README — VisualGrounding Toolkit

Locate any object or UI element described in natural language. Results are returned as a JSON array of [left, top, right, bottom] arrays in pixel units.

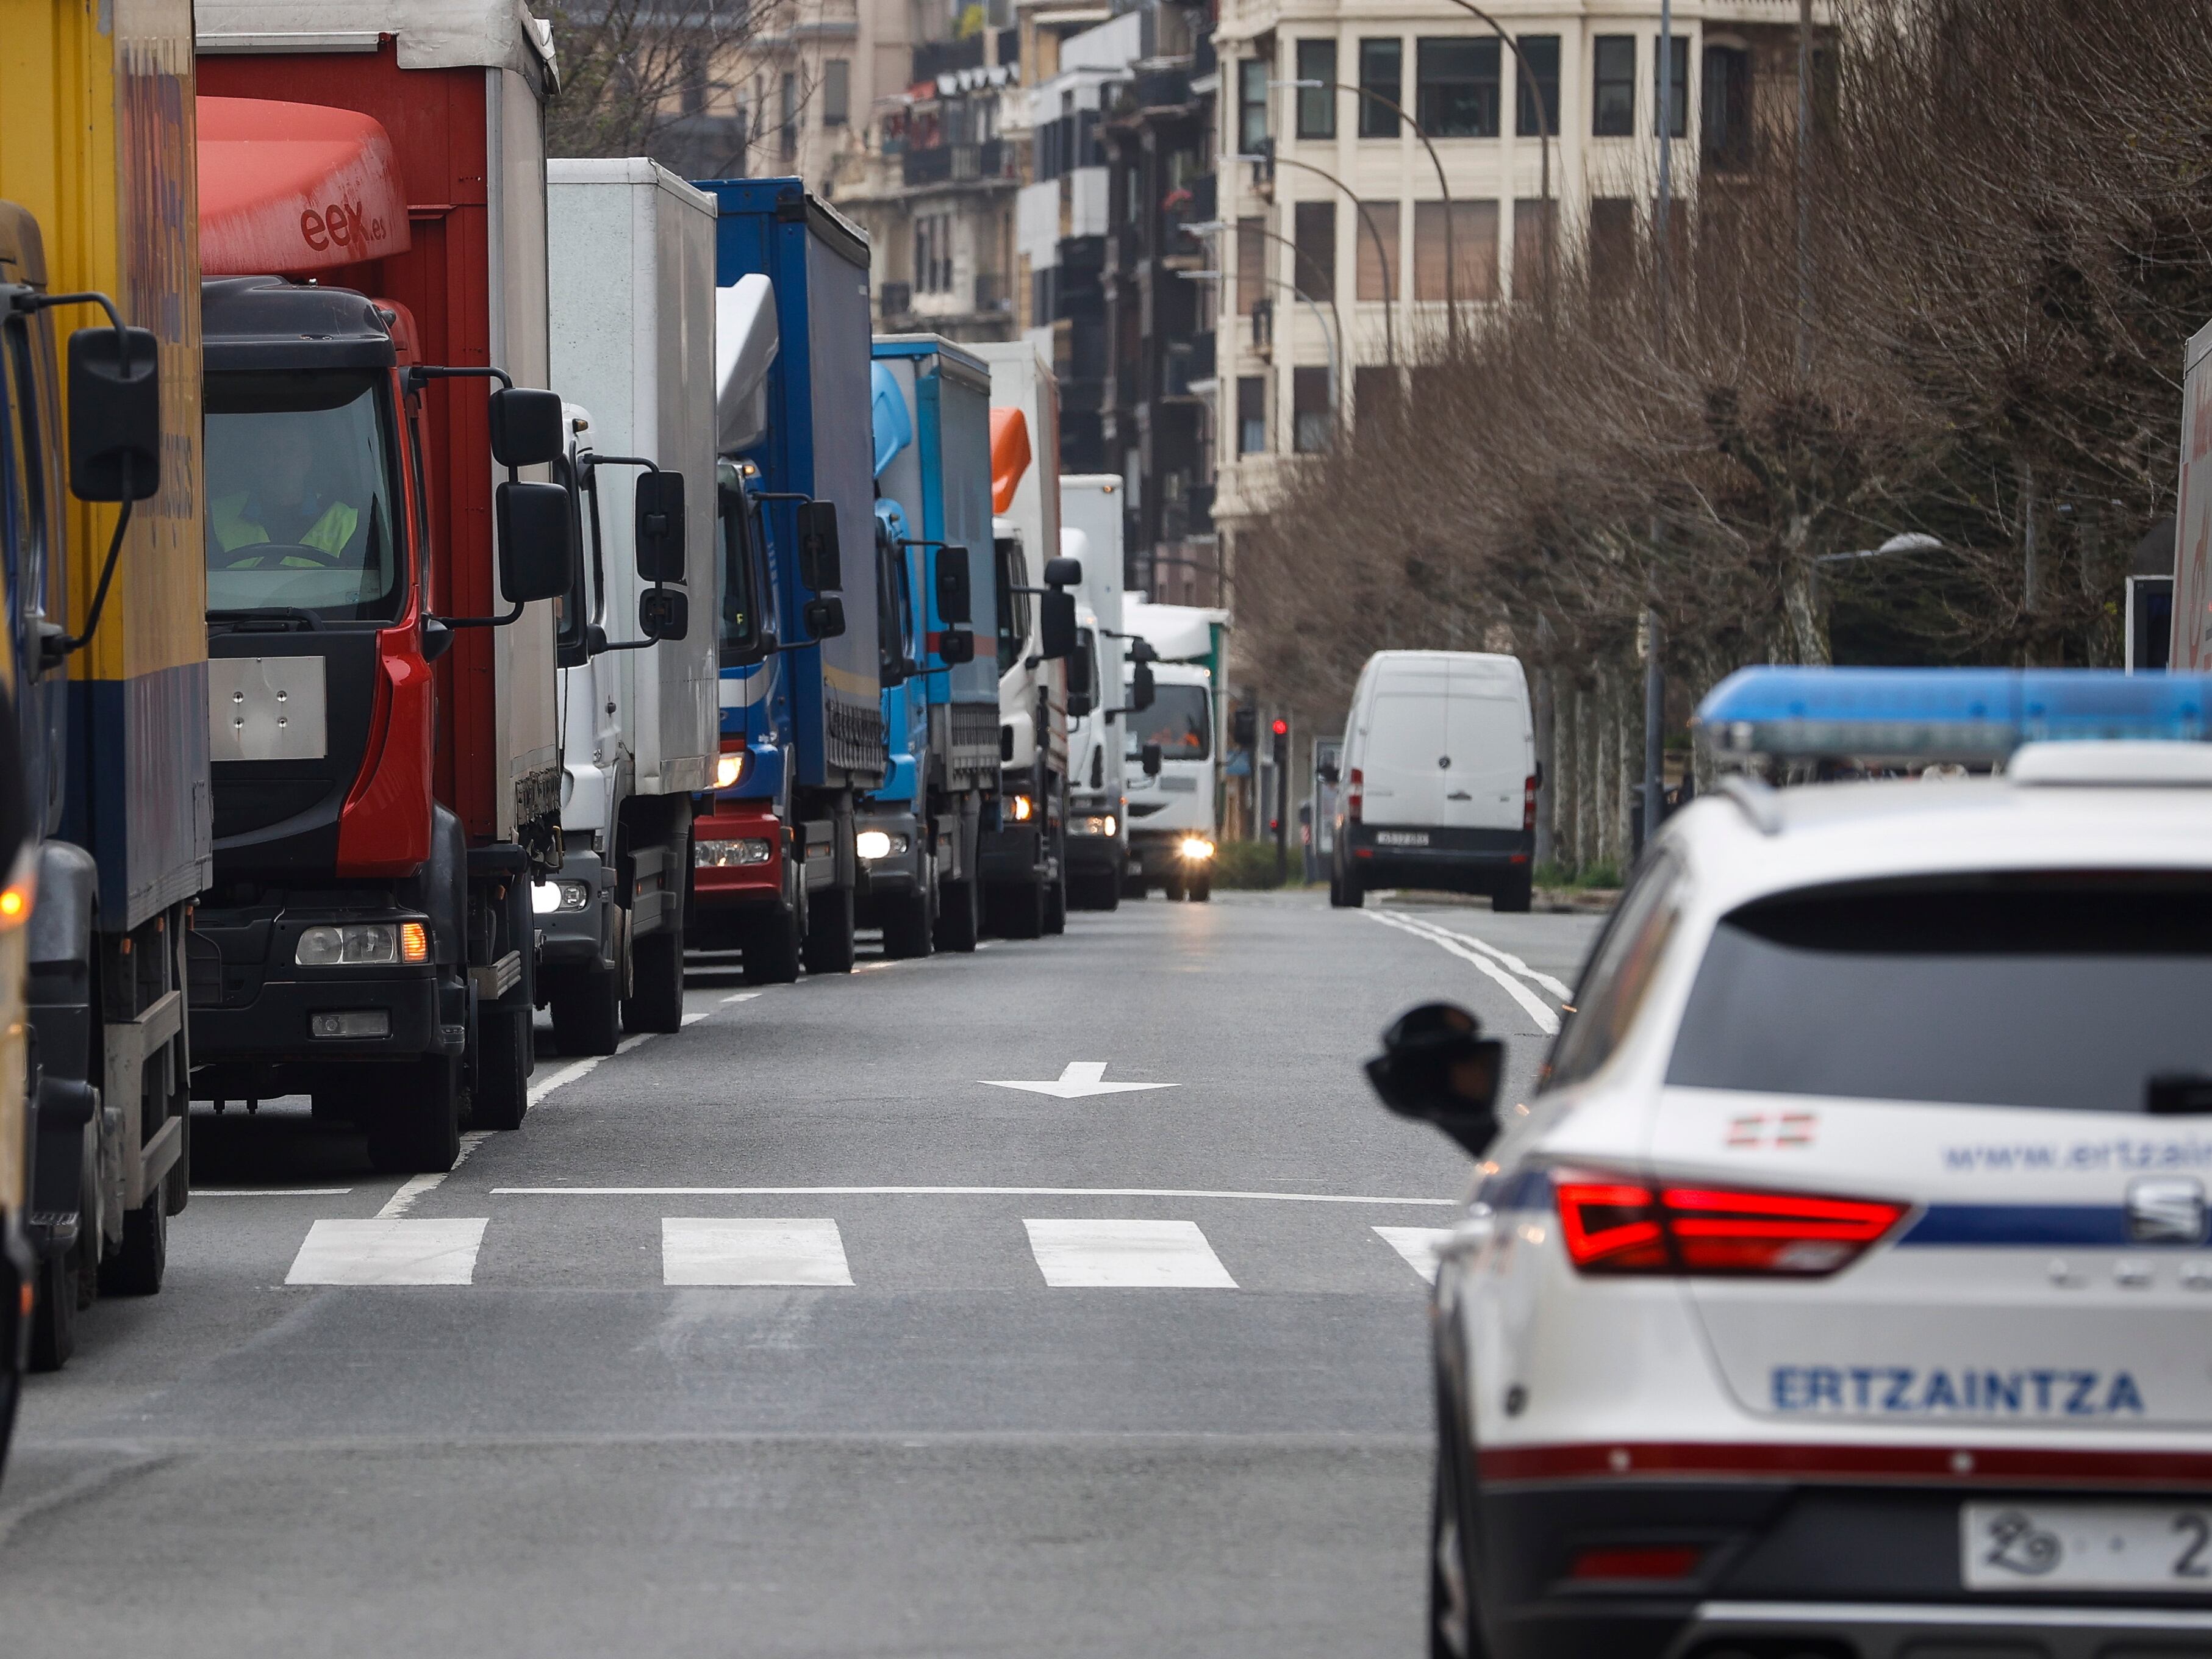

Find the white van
[[1327, 650, 1536, 911]]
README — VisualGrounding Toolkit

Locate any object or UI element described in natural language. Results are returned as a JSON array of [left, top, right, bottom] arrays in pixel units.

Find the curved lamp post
[[1181, 265, 1343, 446], [1218, 152, 1395, 367]]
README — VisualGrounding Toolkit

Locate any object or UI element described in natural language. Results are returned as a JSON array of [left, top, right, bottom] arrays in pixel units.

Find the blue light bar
[[1692, 668, 2212, 765]]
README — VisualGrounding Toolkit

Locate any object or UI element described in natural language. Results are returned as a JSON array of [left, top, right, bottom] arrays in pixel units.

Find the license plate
[[1963, 1502, 2212, 1591], [1374, 831, 1429, 847]]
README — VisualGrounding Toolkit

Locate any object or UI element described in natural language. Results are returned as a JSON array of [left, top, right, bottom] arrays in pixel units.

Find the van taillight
[[1552, 1170, 1908, 1277], [1347, 767, 1362, 823], [1523, 773, 1537, 833]]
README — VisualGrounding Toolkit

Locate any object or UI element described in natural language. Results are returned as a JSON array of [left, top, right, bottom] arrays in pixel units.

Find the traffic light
[[1270, 717, 1288, 739], [1231, 707, 1256, 749]]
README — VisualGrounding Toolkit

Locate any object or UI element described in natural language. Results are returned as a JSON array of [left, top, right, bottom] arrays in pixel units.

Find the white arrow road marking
[[981, 1061, 1177, 1099]]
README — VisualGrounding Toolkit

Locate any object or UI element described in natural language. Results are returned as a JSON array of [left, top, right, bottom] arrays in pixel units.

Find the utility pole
[[1271, 717, 1290, 885], [1644, 0, 1674, 849]]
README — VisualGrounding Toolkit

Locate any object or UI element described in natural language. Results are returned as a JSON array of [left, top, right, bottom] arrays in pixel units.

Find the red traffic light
[[1270, 718, 1288, 737]]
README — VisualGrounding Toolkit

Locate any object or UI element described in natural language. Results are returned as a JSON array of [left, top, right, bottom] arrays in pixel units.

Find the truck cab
[[1124, 661, 1218, 901], [1058, 476, 1131, 911]]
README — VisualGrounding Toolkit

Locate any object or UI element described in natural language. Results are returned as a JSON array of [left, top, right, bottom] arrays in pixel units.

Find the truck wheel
[[935, 879, 979, 953], [470, 1006, 533, 1132], [1094, 873, 1122, 912], [743, 903, 804, 984], [1492, 873, 1533, 914], [27, 1230, 81, 1372], [98, 1192, 166, 1297], [626, 924, 687, 1034], [802, 883, 857, 974], [551, 964, 622, 1056], [882, 889, 934, 959], [369, 1055, 463, 1173], [1162, 873, 1185, 903], [1043, 875, 1067, 935]]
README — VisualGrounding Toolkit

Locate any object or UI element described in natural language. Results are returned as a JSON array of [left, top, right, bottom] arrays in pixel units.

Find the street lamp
[[1220, 153, 1396, 366]]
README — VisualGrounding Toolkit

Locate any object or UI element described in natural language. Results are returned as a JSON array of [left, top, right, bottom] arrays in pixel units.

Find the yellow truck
[[0, 0, 209, 1383]]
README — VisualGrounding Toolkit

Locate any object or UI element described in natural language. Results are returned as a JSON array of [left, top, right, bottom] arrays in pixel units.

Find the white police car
[[1370, 668, 2212, 1659]]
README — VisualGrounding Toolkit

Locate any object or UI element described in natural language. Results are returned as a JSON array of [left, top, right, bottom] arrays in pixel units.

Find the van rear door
[[1441, 659, 1528, 832], [1360, 663, 1451, 827]]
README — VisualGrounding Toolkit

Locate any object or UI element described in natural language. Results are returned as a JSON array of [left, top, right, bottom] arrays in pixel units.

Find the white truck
[[540, 160, 720, 1049], [1120, 597, 1229, 902], [1059, 475, 1129, 910]]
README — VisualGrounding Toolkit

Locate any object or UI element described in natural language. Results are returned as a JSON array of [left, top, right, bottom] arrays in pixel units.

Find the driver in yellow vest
[[209, 421, 360, 565]]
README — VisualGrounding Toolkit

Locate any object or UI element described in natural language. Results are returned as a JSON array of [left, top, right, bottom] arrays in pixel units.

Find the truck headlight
[[1078, 814, 1117, 837], [696, 838, 774, 867], [1179, 837, 1215, 861], [296, 923, 400, 966], [1010, 793, 1035, 822], [531, 880, 592, 914], [855, 830, 892, 860], [714, 748, 751, 790]]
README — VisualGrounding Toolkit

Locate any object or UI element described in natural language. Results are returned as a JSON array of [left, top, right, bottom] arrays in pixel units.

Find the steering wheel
[[213, 542, 344, 571]]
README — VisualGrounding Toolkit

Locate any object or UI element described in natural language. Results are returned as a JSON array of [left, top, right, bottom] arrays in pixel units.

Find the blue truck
[[862, 337, 1001, 955], [687, 181, 882, 978]]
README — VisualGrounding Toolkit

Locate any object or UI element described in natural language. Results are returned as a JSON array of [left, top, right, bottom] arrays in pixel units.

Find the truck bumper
[[534, 847, 612, 969], [1130, 830, 1212, 883], [979, 822, 1044, 884], [690, 803, 789, 948]]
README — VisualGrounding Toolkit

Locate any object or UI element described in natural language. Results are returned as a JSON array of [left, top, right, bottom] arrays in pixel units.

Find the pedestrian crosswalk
[[274, 1213, 1457, 1291]]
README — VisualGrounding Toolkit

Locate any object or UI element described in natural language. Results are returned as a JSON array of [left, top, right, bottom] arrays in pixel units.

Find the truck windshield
[[204, 370, 404, 622], [1128, 684, 1211, 761], [718, 469, 764, 663]]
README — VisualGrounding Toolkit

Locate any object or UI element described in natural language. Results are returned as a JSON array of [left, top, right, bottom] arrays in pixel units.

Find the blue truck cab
[[687, 181, 882, 979]]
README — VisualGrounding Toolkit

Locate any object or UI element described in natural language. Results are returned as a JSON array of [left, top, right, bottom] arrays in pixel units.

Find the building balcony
[[902, 140, 1014, 188], [912, 37, 984, 84]]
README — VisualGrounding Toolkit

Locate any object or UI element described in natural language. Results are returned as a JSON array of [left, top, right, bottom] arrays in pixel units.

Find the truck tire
[[992, 880, 1044, 940], [935, 879, 979, 953], [1094, 872, 1122, 912], [551, 964, 622, 1056], [369, 1055, 463, 1173], [27, 1217, 84, 1372], [98, 1191, 166, 1297], [470, 1006, 532, 1132], [802, 883, 857, 974], [744, 903, 804, 984], [626, 925, 687, 1033], [1492, 872, 1533, 914], [881, 888, 934, 959]]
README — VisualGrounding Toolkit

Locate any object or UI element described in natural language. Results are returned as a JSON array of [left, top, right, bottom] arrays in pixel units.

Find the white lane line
[[376, 1131, 490, 1219], [721, 991, 764, 1004], [662, 1217, 853, 1286], [1375, 1225, 1455, 1285], [1383, 911, 1572, 999], [524, 1031, 659, 1112], [492, 1184, 1456, 1206], [285, 1217, 489, 1286], [1364, 909, 1560, 1035], [682, 1011, 712, 1025], [193, 1188, 354, 1197], [1024, 1218, 1237, 1288]]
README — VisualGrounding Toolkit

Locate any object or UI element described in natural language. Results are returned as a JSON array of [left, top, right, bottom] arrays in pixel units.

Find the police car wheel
[[1428, 1405, 1485, 1659]]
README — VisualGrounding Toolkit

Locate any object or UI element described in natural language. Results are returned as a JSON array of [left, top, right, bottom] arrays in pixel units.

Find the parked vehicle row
[[0, 0, 1154, 1475]]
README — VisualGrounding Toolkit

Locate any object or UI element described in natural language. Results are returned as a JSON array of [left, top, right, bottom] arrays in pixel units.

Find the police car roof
[[201, 275, 396, 373]]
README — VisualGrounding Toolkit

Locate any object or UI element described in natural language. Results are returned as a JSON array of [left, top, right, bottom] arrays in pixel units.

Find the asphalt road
[[0, 887, 1600, 1657]]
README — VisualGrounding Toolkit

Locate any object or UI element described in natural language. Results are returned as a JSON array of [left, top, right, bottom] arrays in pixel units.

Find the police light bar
[[1692, 668, 2212, 766]]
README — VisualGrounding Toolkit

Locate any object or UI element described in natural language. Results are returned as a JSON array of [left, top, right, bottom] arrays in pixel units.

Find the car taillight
[[1552, 1170, 1908, 1277], [1523, 773, 1537, 833], [1347, 767, 1362, 823]]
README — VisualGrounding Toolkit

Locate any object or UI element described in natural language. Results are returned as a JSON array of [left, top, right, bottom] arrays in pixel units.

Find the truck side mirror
[[634, 470, 686, 582], [1128, 638, 1158, 664], [938, 628, 975, 665], [804, 595, 846, 640], [640, 587, 689, 642], [797, 500, 842, 592], [489, 387, 565, 468], [1039, 589, 1077, 660], [496, 480, 577, 603], [1131, 660, 1156, 711], [1317, 760, 1340, 784], [66, 325, 160, 502], [1142, 742, 1163, 777], [1043, 554, 1081, 588], [1364, 1001, 1504, 1159], [1068, 636, 1097, 718], [935, 546, 972, 623]]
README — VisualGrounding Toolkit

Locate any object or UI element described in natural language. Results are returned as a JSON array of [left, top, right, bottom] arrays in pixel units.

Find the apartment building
[[649, 0, 869, 188]]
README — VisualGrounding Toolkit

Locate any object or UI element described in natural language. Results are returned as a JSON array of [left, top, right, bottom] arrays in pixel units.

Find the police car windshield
[[204, 370, 403, 622], [1128, 684, 1211, 761], [1666, 874, 2212, 1113]]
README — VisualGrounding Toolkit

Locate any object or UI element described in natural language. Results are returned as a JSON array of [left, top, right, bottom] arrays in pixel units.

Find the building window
[[1653, 34, 1689, 139], [1593, 36, 1635, 137], [1236, 217, 1265, 315], [1292, 199, 1336, 303], [1292, 366, 1333, 453], [1589, 197, 1636, 290], [779, 71, 798, 159], [1702, 44, 1751, 168], [914, 213, 954, 293], [1237, 376, 1267, 453], [1295, 39, 1336, 139], [1413, 199, 1498, 303], [1511, 198, 1554, 299], [1238, 58, 1270, 156], [1417, 38, 1500, 139], [822, 59, 850, 126], [1514, 35, 1560, 138], [1358, 39, 1401, 138], [1355, 200, 1399, 301]]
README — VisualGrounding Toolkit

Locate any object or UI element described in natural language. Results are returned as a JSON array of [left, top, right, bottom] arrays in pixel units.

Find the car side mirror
[[66, 325, 160, 502], [634, 470, 686, 582], [1039, 589, 1077, 660], [1365, 1002, 1505, 1159], [1131, 660, 1156, 712], [804, 595, 846, 640], [1043, 554, 1081, 588], [496, 481, 577, 603], [640, 587, 689, 642], [488, 386, 565, 468], [797, 500, 842, 592], [939, 627, 975, 665], [935, 545, 972, 623]]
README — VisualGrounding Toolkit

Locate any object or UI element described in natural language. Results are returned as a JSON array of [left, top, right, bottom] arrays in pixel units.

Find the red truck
[[187, 9, 576, 1170]]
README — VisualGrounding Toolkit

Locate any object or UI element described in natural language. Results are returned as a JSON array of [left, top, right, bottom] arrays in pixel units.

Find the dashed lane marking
[[285, 1217, 489, 1286], [662, 1217, 854, 1286], [492, 1183, 1456, 1206], [193, 1188, 354, 1197], [1374, 1225, 1455, 1285], [1025, 1217, 1237, 1288], [1363, 909, 1561, 1034]]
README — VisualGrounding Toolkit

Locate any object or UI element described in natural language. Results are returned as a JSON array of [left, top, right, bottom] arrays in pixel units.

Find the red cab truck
[[188, 8, 573, 1169]]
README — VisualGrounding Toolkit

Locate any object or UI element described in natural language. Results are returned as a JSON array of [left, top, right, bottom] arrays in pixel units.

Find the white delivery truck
[[1325, 649, 1536, 912], [1059, 475, 1129, 910], [1121, 597, 1229, 902], [541, 160, 721, 1050]]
